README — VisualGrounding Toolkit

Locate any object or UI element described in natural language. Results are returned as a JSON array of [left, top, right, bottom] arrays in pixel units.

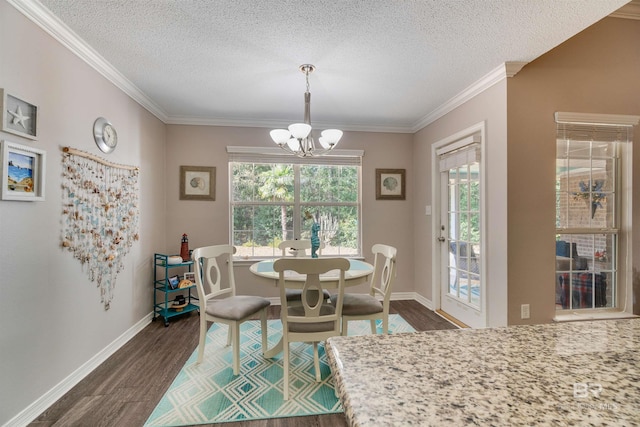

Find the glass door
[[438, 142, 485, 328]]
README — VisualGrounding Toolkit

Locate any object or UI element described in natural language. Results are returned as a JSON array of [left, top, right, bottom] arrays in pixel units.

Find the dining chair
[[278, 239, 325, 257], [273, 257, 349, 400], [278, 239, 329, 305], [332, 244, 397, 336], [192, 244, 270, 375]]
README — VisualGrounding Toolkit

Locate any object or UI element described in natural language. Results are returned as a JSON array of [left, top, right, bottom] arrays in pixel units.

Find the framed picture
[[1, 89, 38, 140], [183, 271, 195, 283], [1, 140, 46, 201], [376, 168, 405, 200], [180, 165, 215, 200], [168, 275, 180, 290]]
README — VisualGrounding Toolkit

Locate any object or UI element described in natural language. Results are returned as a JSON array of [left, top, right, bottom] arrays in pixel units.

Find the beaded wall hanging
[[61, 147, 140, 310]]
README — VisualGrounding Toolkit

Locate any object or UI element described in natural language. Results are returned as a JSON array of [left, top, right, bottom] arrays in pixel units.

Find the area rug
[[144, 314, 415, 426]]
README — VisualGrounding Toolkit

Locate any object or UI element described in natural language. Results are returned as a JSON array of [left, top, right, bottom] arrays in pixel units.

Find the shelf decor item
[[1, 140, 46, 201], [180, 233, 190, 261], [1, 89, 38, 140]]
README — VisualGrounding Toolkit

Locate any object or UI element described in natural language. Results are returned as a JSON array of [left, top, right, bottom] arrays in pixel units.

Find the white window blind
[[438, 143, 480, 172], [227, 146, 363, 166]]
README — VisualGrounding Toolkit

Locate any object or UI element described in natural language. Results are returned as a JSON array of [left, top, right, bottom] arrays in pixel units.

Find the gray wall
[[0, 3, 167, 424], [412, 80, 509, 328], [164, 125, 414, 298]]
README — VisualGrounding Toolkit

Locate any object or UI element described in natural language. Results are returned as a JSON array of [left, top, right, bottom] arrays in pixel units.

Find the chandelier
[[270, 64, 343, 157]]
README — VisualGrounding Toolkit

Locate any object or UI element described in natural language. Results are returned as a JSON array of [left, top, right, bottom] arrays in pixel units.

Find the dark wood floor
[[29, 300, 456, 427]]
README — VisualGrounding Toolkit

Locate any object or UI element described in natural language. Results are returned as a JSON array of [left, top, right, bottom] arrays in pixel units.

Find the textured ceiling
[[32, 0, 631, 132]]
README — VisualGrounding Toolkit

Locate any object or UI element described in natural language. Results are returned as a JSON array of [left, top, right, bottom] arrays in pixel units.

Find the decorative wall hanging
[[1, 89, 38, 140], [60, 146, 140, 309], [1, 140, 46, 201], [376, 168, 406, 200], [573, 179, 606, 219], [179, 165, 215, 200]]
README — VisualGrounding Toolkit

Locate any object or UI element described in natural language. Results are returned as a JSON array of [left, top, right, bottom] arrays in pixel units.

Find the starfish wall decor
[[1, 90, 38, 140]]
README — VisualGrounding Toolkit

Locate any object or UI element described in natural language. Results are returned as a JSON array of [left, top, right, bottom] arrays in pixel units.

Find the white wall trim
[[4, 0, 531, 135], [7, 0, 169, 123], [165, 115, 414, 134], [3, 313, 153, 427], [412, 62, 527, 132]]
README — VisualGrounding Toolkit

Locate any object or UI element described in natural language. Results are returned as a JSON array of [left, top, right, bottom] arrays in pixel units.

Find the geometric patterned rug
[[144, 314, 415, 426]]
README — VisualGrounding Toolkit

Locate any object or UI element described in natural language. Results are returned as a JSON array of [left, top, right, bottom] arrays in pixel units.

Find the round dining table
[[250, 258, 373, 288], [249, 257, 374, 357]]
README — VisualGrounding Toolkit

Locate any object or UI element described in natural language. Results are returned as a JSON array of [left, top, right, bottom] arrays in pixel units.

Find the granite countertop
[[326, 318, 640, 426]]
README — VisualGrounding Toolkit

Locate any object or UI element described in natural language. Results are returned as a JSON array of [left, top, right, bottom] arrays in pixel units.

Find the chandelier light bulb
[[286, 138, 299, 151], [270, 129, 291, 145], [288, 123, 312, 139], [321, 129, 343, 145]]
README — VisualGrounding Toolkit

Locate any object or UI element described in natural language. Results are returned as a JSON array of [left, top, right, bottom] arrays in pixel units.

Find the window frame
[[227, 146, 363, 260], [554, 112, 638, 319]]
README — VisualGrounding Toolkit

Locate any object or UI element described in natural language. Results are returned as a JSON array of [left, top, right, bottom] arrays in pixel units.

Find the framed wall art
[[168, 275, 180, 290], [1, 89, 38, 140], [1, 140, 46, 201], [180, 165, 215, 200], [376, 168, 405, 200]]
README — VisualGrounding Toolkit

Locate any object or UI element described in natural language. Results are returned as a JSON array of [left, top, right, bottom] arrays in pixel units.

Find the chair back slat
[[371, 243, 397, 302], [278, 239, 325, 257], [279, 239, 312, 257], [274, 257, 349, 328], [192, 245, 236, 308]]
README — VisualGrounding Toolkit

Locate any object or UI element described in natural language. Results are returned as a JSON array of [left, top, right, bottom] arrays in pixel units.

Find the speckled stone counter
[[326, 319, 640, 426]]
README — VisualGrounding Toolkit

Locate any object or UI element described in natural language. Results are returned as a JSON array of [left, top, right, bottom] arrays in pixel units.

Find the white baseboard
[[409, 292, 434, 310], [4, 313, 153, 427], [7, 294, 435, 427]]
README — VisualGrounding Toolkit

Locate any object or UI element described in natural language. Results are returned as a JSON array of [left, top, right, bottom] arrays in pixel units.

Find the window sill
[[554, 310, 639, 323]]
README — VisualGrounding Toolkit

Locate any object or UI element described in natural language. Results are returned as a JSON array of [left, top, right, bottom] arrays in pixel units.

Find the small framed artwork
[[180, 165, 215, 201], [376, 168, 406, 200], [183, 271, 195, 283], [1, 140, 46, 201], [1, 89, 38, 140], [168, 275, 180, 290]]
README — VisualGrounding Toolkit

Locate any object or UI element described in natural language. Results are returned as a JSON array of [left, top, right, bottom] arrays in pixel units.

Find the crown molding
[[165, 116, 414, 133], [10, 0, 532, 134], [8, 0, 169, 122], [412, 61, 527, 132], [609, 0, 640, 20]]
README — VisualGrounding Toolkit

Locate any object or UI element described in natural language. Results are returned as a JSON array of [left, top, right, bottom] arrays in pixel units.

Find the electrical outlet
[[521, 304, 530, 319]]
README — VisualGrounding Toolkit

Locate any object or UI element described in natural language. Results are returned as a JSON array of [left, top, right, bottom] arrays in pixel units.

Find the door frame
[[431, 121, 487, 328]]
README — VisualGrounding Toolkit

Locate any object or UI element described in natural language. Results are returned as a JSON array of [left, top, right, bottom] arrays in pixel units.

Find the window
[[554, 113, 635, 312], [228, 147, 362, 259]]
